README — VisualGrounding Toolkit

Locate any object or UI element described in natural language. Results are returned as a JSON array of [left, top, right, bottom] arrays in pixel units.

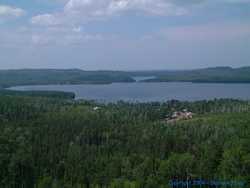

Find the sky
[[0, 0, 250, 70]]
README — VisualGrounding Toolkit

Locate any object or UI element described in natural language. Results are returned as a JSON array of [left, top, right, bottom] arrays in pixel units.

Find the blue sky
[[0, 0, 250, 70]]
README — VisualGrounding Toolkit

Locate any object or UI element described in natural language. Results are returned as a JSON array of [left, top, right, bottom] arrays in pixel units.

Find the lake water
[[9, 82, 250, 102]]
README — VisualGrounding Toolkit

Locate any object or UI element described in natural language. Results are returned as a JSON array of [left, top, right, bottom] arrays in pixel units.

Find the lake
[[8, 82, 250, 102]]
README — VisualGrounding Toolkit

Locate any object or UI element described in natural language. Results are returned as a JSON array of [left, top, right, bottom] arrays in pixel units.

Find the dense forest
[[0, 92, 249, 188], [1, 67, 250, 89]]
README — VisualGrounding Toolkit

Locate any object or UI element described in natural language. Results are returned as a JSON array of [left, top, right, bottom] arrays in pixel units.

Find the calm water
[[9, 82, 250, 102]]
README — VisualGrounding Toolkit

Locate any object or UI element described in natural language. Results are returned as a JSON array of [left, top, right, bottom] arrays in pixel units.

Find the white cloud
[[31, 0, 188, 26], [72, 26, 82, 32], [0, 5, 25, 17], [30, 26, 103, 46], [106, 0, 188, 16], [34, 0, 250, 27], [31, 13, 59, 25]]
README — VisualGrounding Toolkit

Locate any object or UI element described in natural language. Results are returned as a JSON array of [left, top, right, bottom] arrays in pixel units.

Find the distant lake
[[9, 82, 250, 102]]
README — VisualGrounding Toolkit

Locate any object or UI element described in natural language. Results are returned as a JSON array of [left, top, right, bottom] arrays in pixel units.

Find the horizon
[[0, 65, 249, 72], [1, 0, 250, 70]]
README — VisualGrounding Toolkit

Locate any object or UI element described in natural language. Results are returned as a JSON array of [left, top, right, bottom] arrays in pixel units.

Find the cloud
[[31, 0, 188, 26], [106, 0, 188, 16], [31, 13, 60, 26], [31, 32, 103, 46], [30, 26, 104, 46], [63, 0, 188, 16], [0, 5, 25, 18], [72, 26, 82, 32], [31, 0, 250, 27]]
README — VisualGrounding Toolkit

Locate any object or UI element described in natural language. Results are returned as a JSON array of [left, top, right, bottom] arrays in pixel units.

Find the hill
[[0, 67, 250, 90], [0, 69, 135, 88], [139, 66, 250, 83]]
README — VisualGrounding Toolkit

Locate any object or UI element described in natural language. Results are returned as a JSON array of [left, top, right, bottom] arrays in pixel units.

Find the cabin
[[93, 106, 101, 111], [166, 109, 194, 123]]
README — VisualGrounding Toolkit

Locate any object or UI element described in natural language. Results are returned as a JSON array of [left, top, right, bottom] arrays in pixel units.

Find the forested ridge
[[132, 66, 250, 83], [1, 67, 250, 89], [0, 69, 134, 88], [0, 94, 250, 188]]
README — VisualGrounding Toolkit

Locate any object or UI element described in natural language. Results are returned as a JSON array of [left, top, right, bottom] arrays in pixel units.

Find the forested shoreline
[[1, 67, 250, 89], [0, 89, 75, 99], [139, 67, 250, 83], [0, 69, 135, 88], [0, 93, 249, 188]]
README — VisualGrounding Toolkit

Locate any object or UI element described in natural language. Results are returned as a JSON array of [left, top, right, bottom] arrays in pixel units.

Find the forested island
[[1, 67, 250, 90], [0, 91, 249, 187]]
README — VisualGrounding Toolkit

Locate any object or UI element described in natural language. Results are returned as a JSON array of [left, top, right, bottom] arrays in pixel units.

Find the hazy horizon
[[1, 0, 250, 70], [0, 65, 249, 72]]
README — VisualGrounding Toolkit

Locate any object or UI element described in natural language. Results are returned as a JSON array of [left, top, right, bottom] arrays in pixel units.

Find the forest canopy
[[0, 93, 249, 188]]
